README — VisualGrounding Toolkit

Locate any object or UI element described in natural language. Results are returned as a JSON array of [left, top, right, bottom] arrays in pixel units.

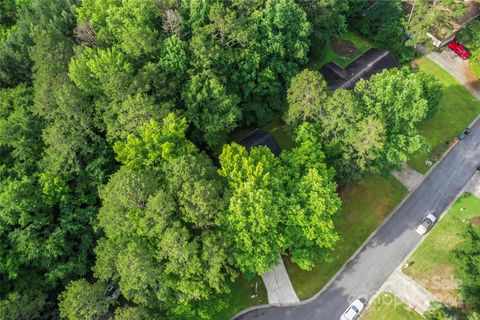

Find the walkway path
[[392, 165, 424, 192], [381, 269, 437, 314], [261, 256, 299, 305], [466, 171, 480, 198]]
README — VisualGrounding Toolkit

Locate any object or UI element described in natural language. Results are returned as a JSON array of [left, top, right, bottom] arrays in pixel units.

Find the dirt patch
[[464, 61, 480, 91], [409, 265, 461, 306], [331, 39, 358, 58], [468, 216, 480, 225]]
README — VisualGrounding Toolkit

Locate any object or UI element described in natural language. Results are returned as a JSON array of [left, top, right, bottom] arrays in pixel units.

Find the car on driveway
[[340, 299, 365, 320], [416, 214, 437, 235], [448, 41, 470, 59]]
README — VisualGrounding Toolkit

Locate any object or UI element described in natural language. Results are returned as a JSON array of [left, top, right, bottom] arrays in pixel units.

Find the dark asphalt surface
[[238, 119, 480, 320]]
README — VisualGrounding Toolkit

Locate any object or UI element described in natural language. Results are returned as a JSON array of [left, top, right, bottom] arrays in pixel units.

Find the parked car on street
[[416, 214, 437, 235], [448, 41, 470, 59], [340, 299, 365, 320]]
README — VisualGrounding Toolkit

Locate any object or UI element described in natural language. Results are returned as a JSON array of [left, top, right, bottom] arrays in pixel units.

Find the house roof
[[238, 129, 282, 156], [320, 48, 400, 90]]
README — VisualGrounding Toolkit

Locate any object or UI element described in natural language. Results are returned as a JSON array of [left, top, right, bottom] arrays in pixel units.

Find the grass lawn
[[361, 292, 423, 320], [408, 56, 480, 173], [285, 174, 407, 299], [403, 193, 480, 306], [307, 31, 372, 70], [214, 275, 267, 320]]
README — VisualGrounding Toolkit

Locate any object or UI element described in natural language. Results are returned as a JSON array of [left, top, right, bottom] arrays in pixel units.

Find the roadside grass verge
[[403, 193, 480, 306], [285, 174, 407, 300], [214, 275, 267, 320], [307, 31, 372, 70], [361, 292, 423, 320], [408, 56, 480, 173]]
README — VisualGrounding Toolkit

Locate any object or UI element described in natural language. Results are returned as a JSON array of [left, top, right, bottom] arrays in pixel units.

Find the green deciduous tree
[[296, 0, 347, 58], [356, 0, 413, 62], [159, 35, 189, 75], [92, 113, 233, 319], [219, 139, 340, 273], [219, 143, 286, 274], [284, 69, 329, 128], [458, 20, 480, 50], [59, 279, 113, 320], [76, 0, 162, 57], [103, 93, 171, 142], [281, 131, 341, 269], [455, 225, 480, 311], [183, 69, 241, 148], [406, 0, 465, 48], [354, 67, 439, 172]]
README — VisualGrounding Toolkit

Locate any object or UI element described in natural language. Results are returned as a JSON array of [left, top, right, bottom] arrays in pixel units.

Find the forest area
[[0, 0, 477, 319]]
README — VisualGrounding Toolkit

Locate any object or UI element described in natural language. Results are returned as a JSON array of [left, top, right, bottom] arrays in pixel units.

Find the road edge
[[230, 94, 480, 320]]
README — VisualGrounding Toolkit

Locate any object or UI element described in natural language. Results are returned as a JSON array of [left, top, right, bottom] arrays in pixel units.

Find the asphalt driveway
[[418, 45, 480, 99], [237, 120, 480, 320]]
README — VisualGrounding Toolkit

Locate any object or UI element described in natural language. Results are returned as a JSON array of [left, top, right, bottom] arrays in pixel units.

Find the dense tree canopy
[[406, 0, 465, 48], [0, 0, 451, 319], [219, 133, 340, 273], [285, 67, 442, 182], [455, 225, 480, 311]]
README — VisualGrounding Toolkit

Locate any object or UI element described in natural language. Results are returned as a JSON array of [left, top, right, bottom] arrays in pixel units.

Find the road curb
[[230, 100, 480, 320], [360, 116, 480, 315]]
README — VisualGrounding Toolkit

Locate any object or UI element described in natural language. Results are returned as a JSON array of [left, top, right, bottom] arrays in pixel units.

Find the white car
[[340, 299, 365, 320], [416, 213, 437, 235]]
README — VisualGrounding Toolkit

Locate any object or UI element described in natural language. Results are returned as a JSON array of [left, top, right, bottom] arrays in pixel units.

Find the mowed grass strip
[[285, 174, 407, 299], [214, 274, 267, 320], [408, 56, 480, 173], [403, 193, 480, 306], [361, 292, 423, 320]]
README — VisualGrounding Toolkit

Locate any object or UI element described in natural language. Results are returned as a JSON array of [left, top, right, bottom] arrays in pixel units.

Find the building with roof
[[319, 48, 400, 90], [238, 129, 282, 156]]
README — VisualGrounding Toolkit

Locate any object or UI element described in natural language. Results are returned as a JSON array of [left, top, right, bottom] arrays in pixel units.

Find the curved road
[[238, 119, 480, 320]]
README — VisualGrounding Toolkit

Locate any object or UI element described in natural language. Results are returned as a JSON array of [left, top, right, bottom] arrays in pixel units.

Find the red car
[[448, 40, 470, 59]]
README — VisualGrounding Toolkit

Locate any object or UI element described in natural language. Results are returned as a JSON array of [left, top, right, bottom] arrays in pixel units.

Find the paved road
[[238, 120, 480, 320]]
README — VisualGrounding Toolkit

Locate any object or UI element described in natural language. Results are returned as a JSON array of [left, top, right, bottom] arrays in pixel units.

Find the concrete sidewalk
[[466, 171, 480, 198], [392, 165, 424, 192], [261, 256, 299, 306], [381, 269, 438, 314]]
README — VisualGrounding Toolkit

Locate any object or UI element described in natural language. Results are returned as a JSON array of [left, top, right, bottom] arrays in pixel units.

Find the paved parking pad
[[380, 269, 437, 315], [392, 165, 424, 192]]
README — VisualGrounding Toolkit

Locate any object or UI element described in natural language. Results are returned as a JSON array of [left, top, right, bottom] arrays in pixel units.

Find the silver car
[[340, 299, 365, 320], [416, 213, 437, 235]]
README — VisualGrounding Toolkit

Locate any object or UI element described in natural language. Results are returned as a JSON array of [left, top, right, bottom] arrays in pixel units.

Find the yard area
[[285, 174, 407, 299], [361, 292, 423, 320], [408, 56, 480, 173], [307, 31, 372, 69], [403, 193, 480, 306], [214, 275, 267, 320]]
